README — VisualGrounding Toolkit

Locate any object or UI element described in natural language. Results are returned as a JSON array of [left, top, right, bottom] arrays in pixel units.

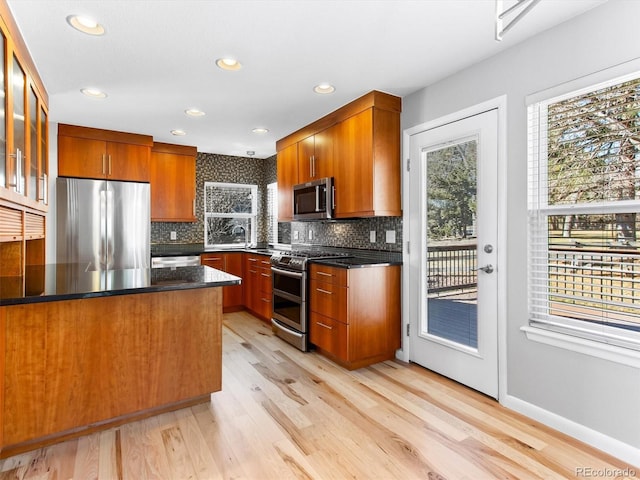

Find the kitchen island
[[0, 264, 240, 458]]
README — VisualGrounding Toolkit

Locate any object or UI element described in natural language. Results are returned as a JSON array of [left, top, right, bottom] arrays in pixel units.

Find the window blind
[[527, 75, 640, 350]]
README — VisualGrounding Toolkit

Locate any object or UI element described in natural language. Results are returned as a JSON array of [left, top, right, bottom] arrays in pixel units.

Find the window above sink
[[204, 182, 257, 248]]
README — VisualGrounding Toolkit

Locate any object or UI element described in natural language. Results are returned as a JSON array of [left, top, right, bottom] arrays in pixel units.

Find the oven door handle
[[271, 266, 304, 279]]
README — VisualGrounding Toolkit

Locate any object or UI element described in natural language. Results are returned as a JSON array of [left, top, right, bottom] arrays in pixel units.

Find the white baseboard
[[502, 394, 640, 468]]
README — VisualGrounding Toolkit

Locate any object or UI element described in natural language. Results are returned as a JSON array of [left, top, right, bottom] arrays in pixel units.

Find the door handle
[[475, 264, 494, 274]]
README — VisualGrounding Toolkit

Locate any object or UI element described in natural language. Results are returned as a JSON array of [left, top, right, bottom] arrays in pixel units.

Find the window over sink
[[204, 182, 257, 248]]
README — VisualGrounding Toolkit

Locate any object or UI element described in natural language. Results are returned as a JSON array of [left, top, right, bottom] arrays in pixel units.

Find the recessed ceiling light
[[252, 128, 268, 134], [246, 150, 255, 156], [80, 87, 107, 98], [184, 108, 206, 117], [216, 58, 242, 71], [66, 15, 105, 36], [313, 83, 335, 94], [171, 129, 187, 136]]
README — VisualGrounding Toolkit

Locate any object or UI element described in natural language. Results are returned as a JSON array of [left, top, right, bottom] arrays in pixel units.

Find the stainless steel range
[[270, 250, 349, 351]]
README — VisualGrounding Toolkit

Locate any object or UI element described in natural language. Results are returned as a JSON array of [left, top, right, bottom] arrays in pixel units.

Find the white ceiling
[[7, 0, 607, 159]]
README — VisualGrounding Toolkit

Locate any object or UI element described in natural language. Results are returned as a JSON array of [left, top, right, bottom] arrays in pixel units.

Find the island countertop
[[0, 264, 241, 306]]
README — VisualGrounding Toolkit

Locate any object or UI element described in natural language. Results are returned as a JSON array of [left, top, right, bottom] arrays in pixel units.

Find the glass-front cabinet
[[0, 12, 48, 212]]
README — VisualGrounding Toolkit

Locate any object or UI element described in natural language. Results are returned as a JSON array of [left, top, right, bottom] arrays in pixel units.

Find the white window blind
[[528, 74, 640, 350]]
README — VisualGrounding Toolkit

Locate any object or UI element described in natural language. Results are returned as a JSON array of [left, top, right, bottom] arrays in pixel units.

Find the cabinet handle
[[38, 173, 47, 202], [108, 154, 112, 175], [193, 199, 196, 216], [316, 321, 333, 330], [101, 154, 106, 175], [332, 185, 336, 210], [249, 269, 257, 273], [316, 271, 333, 277], [309, 155, 313, 178], [248, 258, 257, 262], [261, 298, 270, 303], [261, 273, 270, 277], [312, 155, 316, 178], [316, 288, 332, 295]]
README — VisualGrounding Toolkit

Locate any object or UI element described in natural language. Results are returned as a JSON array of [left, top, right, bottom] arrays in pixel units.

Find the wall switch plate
[[170, 231, 177, 241], [370, 230, 376, 243], [309, 229, 313, 240], [385, 230, 396, 244], [294, 231, 299, 240]]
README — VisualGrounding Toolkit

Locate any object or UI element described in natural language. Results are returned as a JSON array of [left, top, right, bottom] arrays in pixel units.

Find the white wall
[[402, 0, 640, 464]]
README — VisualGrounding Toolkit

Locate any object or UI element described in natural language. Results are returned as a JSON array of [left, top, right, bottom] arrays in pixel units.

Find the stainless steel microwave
[[293, 177, 333, 220]]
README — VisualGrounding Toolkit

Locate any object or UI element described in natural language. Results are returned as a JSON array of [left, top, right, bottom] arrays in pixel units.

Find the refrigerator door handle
[[105, 188, 115, 269]]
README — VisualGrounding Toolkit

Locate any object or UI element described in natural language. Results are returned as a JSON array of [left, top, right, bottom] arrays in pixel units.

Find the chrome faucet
[[232, 224, 248, 247]]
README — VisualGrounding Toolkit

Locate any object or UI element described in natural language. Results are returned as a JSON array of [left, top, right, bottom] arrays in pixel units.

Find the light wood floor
[[0, 311, 635, 479]]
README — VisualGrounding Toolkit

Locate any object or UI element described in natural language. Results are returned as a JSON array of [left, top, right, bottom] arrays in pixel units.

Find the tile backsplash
[[291, 216, 402, 252], [151, 151, 402, 253]]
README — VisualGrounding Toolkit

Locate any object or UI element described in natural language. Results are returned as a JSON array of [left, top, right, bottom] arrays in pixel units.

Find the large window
[[528, 73, 640, 351], [204, 182, 257, 248]]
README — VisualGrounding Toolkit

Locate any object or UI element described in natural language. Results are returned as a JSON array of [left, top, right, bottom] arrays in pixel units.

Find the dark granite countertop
[[150, 243, 284, 257], [0, 264, 241, 306], [311, 257, 403, 269]]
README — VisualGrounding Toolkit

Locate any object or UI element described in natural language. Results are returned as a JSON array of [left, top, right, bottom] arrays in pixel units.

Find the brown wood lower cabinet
[[309, 263, 401, 370], [201, 252, 244, 311], [243, 253, 272, 321], [0, 287, 222, 457]]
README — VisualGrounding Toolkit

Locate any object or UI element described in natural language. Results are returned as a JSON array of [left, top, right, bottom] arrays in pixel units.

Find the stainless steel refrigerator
[[57, 178, 150, 270]]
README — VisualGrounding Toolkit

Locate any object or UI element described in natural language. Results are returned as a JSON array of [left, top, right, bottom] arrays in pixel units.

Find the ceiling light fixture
[[246, 151, 255, 156], [80, 87, 107, 98], [185, 108, 206, 117], [252, 128, 269, 134], [215, 58, 242, 71], [171, 129, 187, 136], [313, 83, 335, 94], [66, 14, 105, 36]]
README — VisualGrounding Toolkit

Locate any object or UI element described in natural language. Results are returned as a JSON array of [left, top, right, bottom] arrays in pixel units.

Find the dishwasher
[[151, 255, 201, 269]]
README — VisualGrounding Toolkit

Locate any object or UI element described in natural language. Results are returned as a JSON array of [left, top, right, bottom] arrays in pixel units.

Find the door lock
[[475, 264, 494, 274], [484, 244, 494, 254]]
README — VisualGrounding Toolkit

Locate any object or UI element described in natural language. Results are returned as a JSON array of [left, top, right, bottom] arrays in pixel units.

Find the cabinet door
[[0, 32, 5, 190], [10, 55, 26, 196], [243, 255, 259, 310], [297, 128, 335, 184], [277, 143, 298, 221], [313, 126, 335, 180], [223, 253, 244, 308], [309, 312, 348, 359], [38, 106, 48, 204], [334, 109, 374, 217], [309, 279, 347, 320], [150, 151, 196, 222], [27, 86, 37, 201], [107, 142, 150, 182], [58, 136, 107, 179], [297, 136, 314, 184]]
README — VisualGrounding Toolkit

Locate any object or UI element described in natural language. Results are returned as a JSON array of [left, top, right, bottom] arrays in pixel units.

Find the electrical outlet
[[370, 230, 376, 243], [294, 231, 299, 241], [309, 229, 313, 240], [170, 231, 177, 241], [385, 230, 396, 244]]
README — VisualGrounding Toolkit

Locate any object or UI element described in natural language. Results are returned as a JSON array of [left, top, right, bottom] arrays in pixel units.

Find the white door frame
[[399, 95, 508, 401]]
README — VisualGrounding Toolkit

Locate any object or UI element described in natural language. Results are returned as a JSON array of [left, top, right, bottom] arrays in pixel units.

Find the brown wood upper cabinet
[[276, 90, 401, 219], [276, 143, 298, 222], [297, 126, 335, 184], [58, 124, 153, 182], [0, 3, 49, 213], [150, 142, 197, 222]]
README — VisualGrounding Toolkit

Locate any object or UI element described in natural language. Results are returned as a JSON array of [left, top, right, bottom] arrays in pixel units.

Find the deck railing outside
[[427, 243, 477, 293]]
